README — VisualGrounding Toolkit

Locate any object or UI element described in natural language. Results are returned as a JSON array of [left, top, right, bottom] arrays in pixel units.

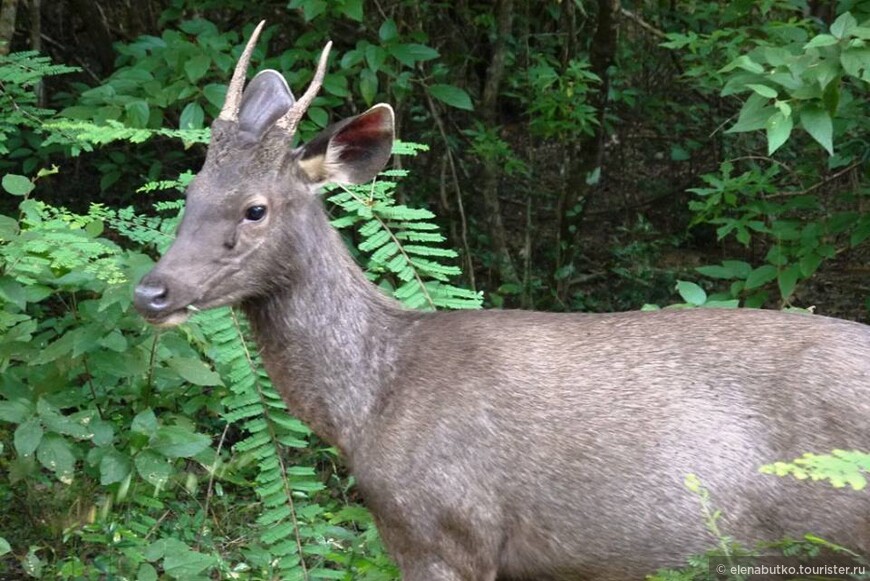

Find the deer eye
[[244, 205, 267, 222]]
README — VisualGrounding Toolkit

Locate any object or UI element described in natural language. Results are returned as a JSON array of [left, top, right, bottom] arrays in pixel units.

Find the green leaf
[[778, 264, 801, 300], [799, 106, 833, 155], [719, 54, 764, 74], [840, 47, 870, 80], [365, 44, 388, 73], [747, 84, 778, 99], [830, 12, 857, 39], [676, 281, 707, 306], [167, 357, 222, 386], [36, 434, 76, 483], [150, 425, 211, 459], [134, 449, 171, 487], [339, 0, 363, 21], [429, 84, 473, 110], [179, 102, 204, 130], [185, 55, 211, 83], [125, 101, 150, 128], [765, 110, 793, 155], [804, 34, 839, 49], [727, 94, 774, 133], [131, 409, 158, 437], [389, 43, 439, 67], [290, 0, 327, 21], [2, 174, 34, 197], [379, 19, 398, 42], [100, 449, 132, 485], [359, 68, 378, 106], [745, 264, 778, 289], [202, 83, 227, 109], [695, 265, 737, 279], [0, 400, 32, 423], [0, 537, 10, 557], [14, 419, 43, 456]]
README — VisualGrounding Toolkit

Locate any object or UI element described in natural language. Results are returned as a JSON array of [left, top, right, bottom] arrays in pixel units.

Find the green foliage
[[0, 52, 78, 172], [517, 55, 600, 140], [761, 450, 870, 491], [719, 12, 870, 156], [329, 143, 482, 311], [686, 160, 868, 307]]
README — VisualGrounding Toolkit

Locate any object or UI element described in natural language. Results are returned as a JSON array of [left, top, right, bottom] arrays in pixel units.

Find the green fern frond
[[328, 171, 482, 311], [761, 450, 870, 491], [42, 119, 209, 155]]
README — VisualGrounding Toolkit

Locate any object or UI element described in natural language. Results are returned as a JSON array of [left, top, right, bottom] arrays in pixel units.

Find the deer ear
[[238, 70, 295, 142], [297, 104, 394, 185]]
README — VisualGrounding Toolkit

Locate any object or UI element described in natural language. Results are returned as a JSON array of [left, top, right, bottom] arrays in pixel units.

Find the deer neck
[[242, 196, 407, 457]]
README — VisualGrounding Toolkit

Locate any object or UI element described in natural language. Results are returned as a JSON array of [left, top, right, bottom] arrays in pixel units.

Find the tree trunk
[[0, 0, 18, 55], [479, 0, 519, 289], [555, 0, 619, 303]]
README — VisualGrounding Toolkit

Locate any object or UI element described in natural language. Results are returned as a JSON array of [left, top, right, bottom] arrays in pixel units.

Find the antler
[[276, 41, 333, 135], [218, 20, 266, 122]]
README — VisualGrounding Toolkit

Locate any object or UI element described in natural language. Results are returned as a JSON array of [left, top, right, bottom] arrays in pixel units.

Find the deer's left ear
[[297, 104, 394, 185]]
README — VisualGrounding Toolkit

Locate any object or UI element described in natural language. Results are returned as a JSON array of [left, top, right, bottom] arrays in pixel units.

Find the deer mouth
[[144, 308, 192, 328]]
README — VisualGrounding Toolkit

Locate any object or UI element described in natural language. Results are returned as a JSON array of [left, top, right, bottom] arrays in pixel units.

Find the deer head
[[133, 22, 395, 326]]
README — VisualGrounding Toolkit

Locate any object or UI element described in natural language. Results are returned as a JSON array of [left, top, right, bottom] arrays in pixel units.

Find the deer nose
[[134, 281, 170, 313]]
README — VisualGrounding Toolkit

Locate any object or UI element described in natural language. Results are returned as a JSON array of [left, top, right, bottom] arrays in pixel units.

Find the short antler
[[276, 41, 333, 135], [218, 20, 266, 122]]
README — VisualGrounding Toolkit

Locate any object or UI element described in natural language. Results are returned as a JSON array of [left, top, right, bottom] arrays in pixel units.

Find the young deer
[[135, 22, 870, 581]]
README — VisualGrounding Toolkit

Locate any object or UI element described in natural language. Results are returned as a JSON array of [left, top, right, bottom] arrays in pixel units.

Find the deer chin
[[145, 308, 192, 328]]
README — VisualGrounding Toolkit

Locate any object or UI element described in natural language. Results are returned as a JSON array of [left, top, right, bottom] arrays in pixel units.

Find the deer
[[134, 22, 870, 581]]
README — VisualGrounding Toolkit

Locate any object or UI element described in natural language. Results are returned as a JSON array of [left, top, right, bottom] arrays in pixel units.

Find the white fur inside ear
[[298, 143, 352, 185]]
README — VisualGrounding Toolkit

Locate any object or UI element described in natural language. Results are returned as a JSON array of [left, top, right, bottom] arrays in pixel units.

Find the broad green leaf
[[340, 0, 363, 21], [379, 19, 398, 42], [179, 102, 204, 130], [840, 47, 870, 79], [359, 68, 378, 106], [100, 449, 132, 484], [778, 264, 801, 300], [389, 43, 439, 67], [747, 84, 778, 99], [429, 84, 474, 110], [0, 400, 31, 423], [676, 281, 707, 306], [131, 409, 158, 436], [365, 44, 388, 73], [202, 83, 227, 109], [2, 174, 34, 197], [308, 106, 328, 128], [150, 425, 210, 458], [163, 545, 215, 579], [125, 101, 150, 128], [830, 12, 857, 39], [137, 563, 159, 581], [765, 110, 793, 155], [14, 418, 43, 456], [134, 450, 171, 487], [184, 55, 211, 83], [726, 94, 774, 133], [36, 434, 76, 483], [719, 54, 764, 74], [798, 106, 834, 157], [745, 264, 778, 289], [167, 357, 222, 386], [289, 0, 327, 21], [0, 537, 10, 557], [803, 34, 839, 49]]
